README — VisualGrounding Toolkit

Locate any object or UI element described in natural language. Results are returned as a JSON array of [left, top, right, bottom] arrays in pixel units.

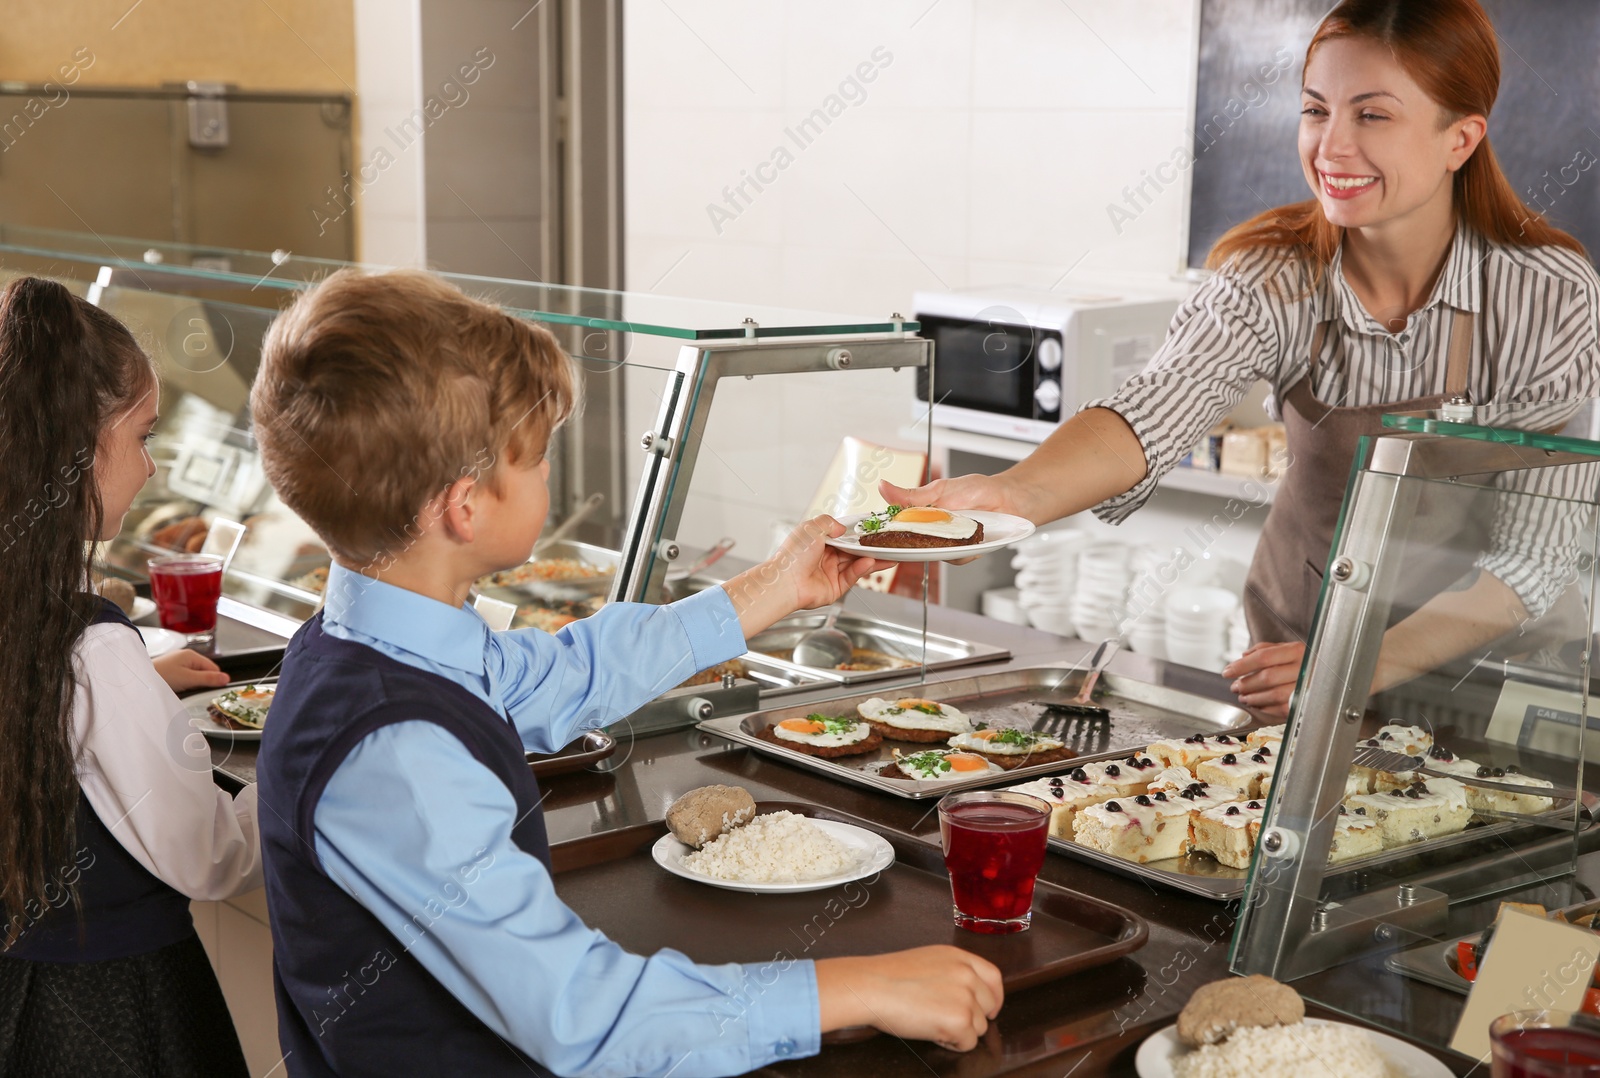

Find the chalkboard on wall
[[1184, 0, 1600, 270]]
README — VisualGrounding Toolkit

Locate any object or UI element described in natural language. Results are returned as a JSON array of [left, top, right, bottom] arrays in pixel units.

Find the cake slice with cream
[[1189, 800, 1267, 869], [1145, 732, 1246, 770], [1072, 790, 1191, 863]]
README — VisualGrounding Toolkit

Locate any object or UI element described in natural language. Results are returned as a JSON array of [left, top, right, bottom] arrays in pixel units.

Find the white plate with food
[[652, 810, 895, 895], [142, 627, 187, 659], [1135, 1017, 1451, 1078], [825, 508, 1035, 563], [184, 682, 276, 741]]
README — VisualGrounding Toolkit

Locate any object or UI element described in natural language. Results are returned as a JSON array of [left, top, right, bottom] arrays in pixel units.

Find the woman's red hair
[[1206, 0, 1585, 273]]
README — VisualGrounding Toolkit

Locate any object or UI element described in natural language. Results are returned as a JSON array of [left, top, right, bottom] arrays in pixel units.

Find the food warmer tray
[[552, 799, 1148, 1043], [739, 611, 1011, 692], [1051, 795, 1597, 902], [1386, 892, 1600, 993], [698, 666, 1252, 800]]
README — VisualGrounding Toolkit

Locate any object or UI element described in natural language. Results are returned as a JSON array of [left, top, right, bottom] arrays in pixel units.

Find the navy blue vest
[[259, 613, 553, 1077], [3, 598, 195, 963]]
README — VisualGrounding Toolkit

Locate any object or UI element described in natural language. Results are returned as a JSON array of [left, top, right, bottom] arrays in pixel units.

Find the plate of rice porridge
[[1136, 1016, 1451, 1077], [653, 809, 896, 894]]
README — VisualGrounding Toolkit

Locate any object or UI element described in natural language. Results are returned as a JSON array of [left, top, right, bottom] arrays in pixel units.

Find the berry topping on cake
[[1134, 794, 1152, 806], [1219, 753, 1237, 765], [1105, 800, 1122, 813], [1224, 805, 1241, 816]]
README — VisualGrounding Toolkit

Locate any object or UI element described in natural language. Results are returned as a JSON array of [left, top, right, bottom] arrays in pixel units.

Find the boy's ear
[[436, 475, 479, 544]]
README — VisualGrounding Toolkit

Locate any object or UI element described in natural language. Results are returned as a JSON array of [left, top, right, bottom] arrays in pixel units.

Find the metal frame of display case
[[615, 332, 930, 603], [1232, 427, 1598, 981]]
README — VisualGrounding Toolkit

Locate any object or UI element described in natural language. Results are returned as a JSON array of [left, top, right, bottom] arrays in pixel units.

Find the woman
[[889, 0, 1600, 716], [0, 277, 261, 1076]]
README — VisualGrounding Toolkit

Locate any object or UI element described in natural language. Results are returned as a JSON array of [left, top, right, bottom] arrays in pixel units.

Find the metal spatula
[[1034, 637, 1122, 720], [1350, 745, 1579, 801]]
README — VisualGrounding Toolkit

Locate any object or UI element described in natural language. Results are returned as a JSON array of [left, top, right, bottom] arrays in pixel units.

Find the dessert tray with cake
[[185, 680, 277, 741], [699, 664, 1251, 799], [1026, 722, 1584, 900], [824, 505, 1036, 562]]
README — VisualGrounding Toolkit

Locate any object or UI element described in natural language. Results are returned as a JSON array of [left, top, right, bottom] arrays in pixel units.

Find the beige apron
[[1242, 309, 1481, 645]]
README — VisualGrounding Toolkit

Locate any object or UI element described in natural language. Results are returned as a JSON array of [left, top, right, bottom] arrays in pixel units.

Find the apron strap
[[1444, 307, 1473, 398]]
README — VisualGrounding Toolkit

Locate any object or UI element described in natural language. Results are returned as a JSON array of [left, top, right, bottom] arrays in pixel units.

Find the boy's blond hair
[[251, 268, 577, 567]]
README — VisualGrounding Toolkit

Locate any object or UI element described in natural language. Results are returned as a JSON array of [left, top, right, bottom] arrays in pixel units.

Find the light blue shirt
[[312, 563, 821, 1076]]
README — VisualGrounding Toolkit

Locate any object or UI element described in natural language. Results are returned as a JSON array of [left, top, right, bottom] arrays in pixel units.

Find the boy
[[249, 269, 1002, 1077]]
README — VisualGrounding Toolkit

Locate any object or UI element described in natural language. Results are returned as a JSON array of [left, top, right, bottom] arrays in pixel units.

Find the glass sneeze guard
[[0, 223, 918, 340], [4, 226, 946, 730], [1231, 400, 1600, 1056]]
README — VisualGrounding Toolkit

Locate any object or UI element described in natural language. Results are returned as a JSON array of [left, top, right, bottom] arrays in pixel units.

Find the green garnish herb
[[899, 750, 954, 774], [805, 713, 860, 735], [855, 504, 905, 535], [990, 728, 1037, 747]]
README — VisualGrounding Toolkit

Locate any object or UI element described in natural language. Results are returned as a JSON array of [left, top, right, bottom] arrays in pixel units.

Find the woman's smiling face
[[1299, 35, 1485, 232]]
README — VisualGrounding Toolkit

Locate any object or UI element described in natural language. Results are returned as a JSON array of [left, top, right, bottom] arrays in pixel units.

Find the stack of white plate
[[1122, 547, 1171, 659], [1012, 529, 1084, 636], [1164, 586, 1239, 671], [1072, 543, 1132, 642], [1224, 603, 1251, 665]]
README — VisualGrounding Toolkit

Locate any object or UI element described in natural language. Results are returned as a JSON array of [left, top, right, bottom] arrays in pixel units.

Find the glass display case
[[1, 226, 963, 725], [1232, 402, 1600, 1052]]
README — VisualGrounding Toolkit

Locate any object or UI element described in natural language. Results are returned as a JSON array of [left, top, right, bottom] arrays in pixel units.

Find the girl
[[0, 277, 262, 1076], [888, 0, 1600, 714]]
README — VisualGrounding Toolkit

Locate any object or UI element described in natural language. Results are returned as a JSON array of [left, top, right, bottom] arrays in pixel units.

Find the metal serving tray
[[1386, 894, 1600, 993], [698, 665, 1251, 800], [1052, 797, 1596, 902], [478, 539, 620, 603], [741, 611, 1011, 689]]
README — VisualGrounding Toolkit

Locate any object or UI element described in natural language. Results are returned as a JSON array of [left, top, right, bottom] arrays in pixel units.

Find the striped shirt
[[1087, 222, 1600, 618]]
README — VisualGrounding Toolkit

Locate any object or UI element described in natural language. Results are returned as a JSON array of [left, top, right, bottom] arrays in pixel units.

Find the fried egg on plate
[[947, 728, 1064, 755], [856, 696, 971, 733], [877, 507, 979, 541], [891, 749, 1003, 781], [771, 716, 874, 747]]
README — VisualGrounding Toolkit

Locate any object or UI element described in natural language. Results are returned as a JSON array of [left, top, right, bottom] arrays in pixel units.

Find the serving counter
[[198, 593, 1484, 1076]]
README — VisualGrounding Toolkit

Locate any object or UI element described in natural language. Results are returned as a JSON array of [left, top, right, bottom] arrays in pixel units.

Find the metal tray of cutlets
[[1050, 790, 1595, 902], [697, 666, 1251, 800], [739, 611, 1011, 691]]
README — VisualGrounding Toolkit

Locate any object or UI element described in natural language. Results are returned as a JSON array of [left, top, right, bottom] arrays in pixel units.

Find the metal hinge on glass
[[186, 81, 230, 148], [1439, 394, 1475, 423], [641, 430, 674, 458]]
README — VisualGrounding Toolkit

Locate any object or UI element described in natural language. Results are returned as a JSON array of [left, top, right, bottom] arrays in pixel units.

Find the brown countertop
[[203, 594, 1495, 1076]]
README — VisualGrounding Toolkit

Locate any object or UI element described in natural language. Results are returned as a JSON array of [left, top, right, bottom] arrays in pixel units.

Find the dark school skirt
[[0, 933, 249, 1078]]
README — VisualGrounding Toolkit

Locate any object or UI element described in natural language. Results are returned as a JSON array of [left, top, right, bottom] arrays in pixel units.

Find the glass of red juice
[[147, 554, 224, 650], [937, 790, 1051, 934], [1492, 1011, 1600, 1077]]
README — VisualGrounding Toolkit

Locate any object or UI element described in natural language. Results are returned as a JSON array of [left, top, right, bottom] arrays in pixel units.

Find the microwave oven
[[912, 287, 1182, 443]]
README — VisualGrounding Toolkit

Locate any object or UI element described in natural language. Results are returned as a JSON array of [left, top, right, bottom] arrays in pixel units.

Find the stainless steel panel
[[698, 667, 1252, 801]]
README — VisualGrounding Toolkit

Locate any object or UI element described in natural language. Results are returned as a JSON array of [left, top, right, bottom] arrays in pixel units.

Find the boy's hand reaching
[[722, 515, 892, 640], [816, 946, 1003, 1051], [152, 649, 232, 695]]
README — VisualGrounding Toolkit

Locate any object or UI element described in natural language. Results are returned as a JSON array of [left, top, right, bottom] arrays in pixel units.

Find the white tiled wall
[[622, 0, 1271, 576]]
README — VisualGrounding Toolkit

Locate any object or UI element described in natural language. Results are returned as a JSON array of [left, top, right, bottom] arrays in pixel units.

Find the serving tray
[[698, 666, 1251, 799], [550, 799, 1148, 1042], [1049, 796, 1596, 902]]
